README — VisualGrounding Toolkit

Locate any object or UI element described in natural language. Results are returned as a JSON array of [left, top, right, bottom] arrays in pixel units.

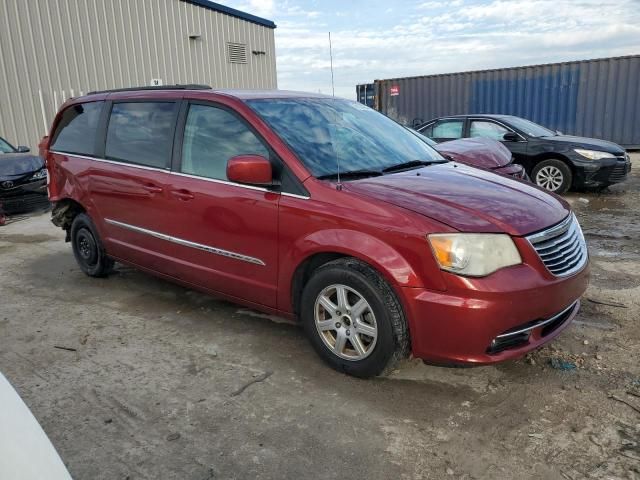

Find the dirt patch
[[0, 233, 58, 243]]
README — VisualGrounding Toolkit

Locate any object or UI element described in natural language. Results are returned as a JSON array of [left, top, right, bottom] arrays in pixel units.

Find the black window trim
[[173, 99, 309, 197], [97, 98, 181, 170]]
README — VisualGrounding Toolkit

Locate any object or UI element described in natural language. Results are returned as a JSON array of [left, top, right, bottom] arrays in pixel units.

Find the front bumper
[[571, 154, 631, 187], [400, 239, 589, 365], [0, 178, 49, 214]]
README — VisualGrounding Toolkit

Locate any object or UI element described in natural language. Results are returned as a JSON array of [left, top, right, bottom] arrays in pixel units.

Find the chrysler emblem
[[1, 180, 14, 189]]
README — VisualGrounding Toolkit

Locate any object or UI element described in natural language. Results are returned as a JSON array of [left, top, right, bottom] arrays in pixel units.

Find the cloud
[[236, 0, 275, 17], [223, 0, 640, 99]]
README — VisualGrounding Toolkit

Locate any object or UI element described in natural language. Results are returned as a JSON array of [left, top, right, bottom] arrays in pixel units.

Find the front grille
[[0, 193, 50, 214], [527, 214, 587, 277], [608, 162, 629, 182]]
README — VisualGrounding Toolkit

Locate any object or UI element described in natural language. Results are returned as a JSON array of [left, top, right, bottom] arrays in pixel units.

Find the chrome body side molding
[[105, 218, 266, 266]]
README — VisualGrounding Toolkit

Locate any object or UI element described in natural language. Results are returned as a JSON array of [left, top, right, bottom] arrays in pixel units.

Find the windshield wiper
[[317, 169, 383, 180], [382, 160, 441, 173]]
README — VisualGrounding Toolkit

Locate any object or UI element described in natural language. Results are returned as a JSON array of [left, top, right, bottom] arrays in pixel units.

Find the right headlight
[[574, 149, 615, 160], [428, 233, 522, 277]]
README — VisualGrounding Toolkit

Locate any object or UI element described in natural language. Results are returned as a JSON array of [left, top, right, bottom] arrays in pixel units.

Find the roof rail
[[87, 84, 212, 95]]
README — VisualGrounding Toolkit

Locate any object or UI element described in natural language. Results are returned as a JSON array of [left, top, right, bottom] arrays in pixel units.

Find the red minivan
[[42, 86, 589, 378]]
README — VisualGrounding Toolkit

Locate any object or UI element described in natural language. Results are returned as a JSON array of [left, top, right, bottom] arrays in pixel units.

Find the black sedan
[[417, 114, 631, 194], [0, 136, 49, 215]]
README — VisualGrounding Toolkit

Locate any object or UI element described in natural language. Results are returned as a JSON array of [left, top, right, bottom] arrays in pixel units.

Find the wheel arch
[[51, 198, 87, 241], [290, 252, 349, 318], [531, 153, 576, 175], [282, 229, 431, 318]]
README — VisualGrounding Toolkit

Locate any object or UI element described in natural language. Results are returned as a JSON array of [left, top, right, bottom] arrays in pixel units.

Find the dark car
[[0, 136, 49, 214], [42, 86, 588, 378], [417, 134, 528, 180], [418, 114, 631, 194]]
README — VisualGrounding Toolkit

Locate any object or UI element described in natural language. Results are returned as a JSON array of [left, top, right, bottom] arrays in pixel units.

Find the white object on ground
[[0, 373, 72, 480]]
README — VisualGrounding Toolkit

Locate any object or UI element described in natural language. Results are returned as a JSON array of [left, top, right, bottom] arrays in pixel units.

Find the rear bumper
[[0, 179, 49, 214], [401, 259, 589, 365]]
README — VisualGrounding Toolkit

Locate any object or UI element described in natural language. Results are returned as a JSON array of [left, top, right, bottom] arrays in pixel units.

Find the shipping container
[[356, 83, 376, 108], [359, 55, 640, 148]]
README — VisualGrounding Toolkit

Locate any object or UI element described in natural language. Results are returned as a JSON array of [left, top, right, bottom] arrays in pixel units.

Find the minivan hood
[[345, 163, 570, 236], [540, 135, 625, 154]]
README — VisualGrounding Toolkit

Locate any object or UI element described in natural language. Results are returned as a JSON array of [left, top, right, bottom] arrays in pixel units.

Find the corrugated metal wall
[[0, 0, 277, 149], [373, 56, 640, 148]]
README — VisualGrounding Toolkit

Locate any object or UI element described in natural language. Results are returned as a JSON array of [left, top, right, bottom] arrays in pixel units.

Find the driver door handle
[[142, 183, 163, 194], [170, 188, 195, 201]]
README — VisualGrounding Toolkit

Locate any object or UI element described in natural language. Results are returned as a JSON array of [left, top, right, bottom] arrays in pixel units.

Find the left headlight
[[428, 233, 522, 277], [31, 168, 47, 180], [574, 149, 615, 160]]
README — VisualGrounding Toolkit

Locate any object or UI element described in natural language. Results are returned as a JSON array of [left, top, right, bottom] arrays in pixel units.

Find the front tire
[[300, 258, 409, 378], [532, 159, 572, 194], [71, 213, 114, 277]]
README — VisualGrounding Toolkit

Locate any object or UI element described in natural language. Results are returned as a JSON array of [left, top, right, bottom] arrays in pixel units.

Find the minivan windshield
[[506, 116, 556, 137], [247, 98, 445, 178]]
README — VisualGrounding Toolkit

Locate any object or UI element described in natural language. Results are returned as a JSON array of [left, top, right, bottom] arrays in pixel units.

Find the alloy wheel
[[535, 166, 564, 191], [314, 284, 378, 361]]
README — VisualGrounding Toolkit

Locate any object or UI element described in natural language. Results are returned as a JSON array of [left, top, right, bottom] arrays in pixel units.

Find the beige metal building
[[0, 0, 277, 149]]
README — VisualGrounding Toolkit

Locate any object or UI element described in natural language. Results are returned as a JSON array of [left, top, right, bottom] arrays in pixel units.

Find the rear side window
[[50, 101, 103, 155], [180, 104, 268, 181], [105, 102, 177, 168]]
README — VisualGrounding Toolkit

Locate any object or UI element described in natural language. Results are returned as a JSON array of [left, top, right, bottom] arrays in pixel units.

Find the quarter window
[[181, 104, 268, 181], [432, 119, 464, 139], [50, 101, 103, 155], [105, 102, 177, 168], [418, 124, 434, 137], [470, 120, 509, 140]]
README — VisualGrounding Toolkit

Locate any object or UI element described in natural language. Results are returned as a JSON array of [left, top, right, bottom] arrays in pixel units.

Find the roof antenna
[[329, 32, 335, 98], [329, 31, 342, 190]]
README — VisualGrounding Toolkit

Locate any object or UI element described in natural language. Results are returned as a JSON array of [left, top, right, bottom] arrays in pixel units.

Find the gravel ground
[[1, 154, 639, 480]]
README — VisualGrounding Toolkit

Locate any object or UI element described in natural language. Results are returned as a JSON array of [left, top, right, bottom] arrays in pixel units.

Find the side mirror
[[502, 132, 520, 142], [227, 155, 273, 186], [16, 146, 30, 153]]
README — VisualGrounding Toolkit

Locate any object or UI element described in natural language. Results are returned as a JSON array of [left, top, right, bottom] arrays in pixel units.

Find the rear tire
[[71, 213, 114, 277], [300, 258, 409, 378], [532, 159, 572, 194]]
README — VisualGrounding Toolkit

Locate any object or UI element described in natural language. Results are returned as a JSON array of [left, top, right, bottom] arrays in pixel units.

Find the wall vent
[[227, 43, 247, 64]]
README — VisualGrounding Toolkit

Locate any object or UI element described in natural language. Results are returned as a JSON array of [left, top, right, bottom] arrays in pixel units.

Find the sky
[[222, 0, 640, 99]]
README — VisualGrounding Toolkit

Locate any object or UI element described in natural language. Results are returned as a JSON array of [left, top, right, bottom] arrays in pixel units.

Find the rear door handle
[[142, 183, 163, 193], [170, 189, 195, 201]]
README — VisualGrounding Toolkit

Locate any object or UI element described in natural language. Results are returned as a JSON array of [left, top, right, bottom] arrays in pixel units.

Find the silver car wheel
[[535, 165, 564, 191], [314, 284, 378, 361]]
